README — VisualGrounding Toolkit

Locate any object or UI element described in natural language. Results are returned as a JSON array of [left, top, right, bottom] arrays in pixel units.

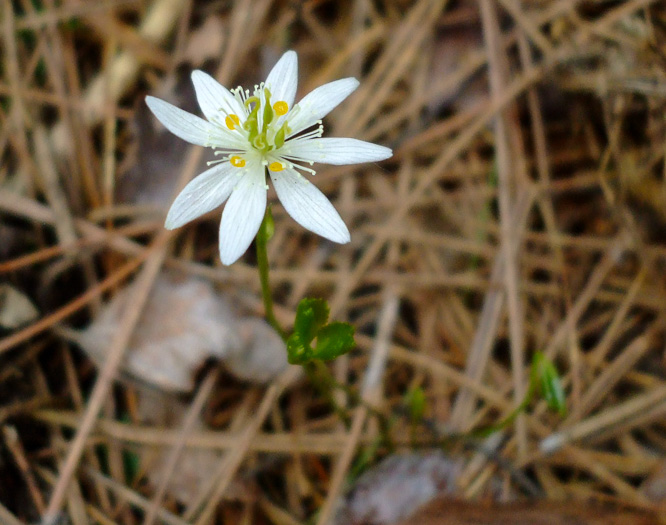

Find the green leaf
[[294, 298, 329, 344], [288, 298, 354, 364], [314, 322, 355, 361], [123, 449, 140, 484], [406, 386, 426, 423], [286, 331, 311, 365], [533, 352, 567, 417]]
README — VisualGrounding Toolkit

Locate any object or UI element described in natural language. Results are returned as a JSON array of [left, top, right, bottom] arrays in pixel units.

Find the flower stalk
[[255, 207, 287, 342]]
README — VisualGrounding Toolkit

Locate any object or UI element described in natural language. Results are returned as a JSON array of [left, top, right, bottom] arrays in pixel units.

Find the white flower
[[146, 51, 392, 265]]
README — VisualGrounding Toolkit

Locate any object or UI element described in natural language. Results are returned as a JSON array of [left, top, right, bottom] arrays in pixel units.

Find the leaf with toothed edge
[[314, 322, 355, 361], [287, 298, 355, 364]]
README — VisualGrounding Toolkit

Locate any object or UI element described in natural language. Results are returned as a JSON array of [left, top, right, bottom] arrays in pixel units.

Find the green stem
[[469, 395, 531, 439], [304, 361, 352, 427], [306, 360, 394, 448], [253, 209, 392, 449], [256, 208, 287, 342], [459, 376, 537, 440]]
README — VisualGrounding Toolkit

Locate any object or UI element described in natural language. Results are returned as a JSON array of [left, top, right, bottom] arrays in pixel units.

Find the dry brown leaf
[[0, 284, 39, 329], [394, 499, 660, 525], [76, 272, 286, 392], [642, 459, 666, 502], [429, 25, 486, 115], [118, 77, 206, 208], [227, 317, 292, 383], [182, 16, 226, 67], [333, 452, 461, 525]]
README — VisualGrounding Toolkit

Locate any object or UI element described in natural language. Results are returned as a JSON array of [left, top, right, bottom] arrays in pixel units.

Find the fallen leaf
[[642, 459, 666, 502], [76, 272, 287, 392], [227, 318, 292, 383], [0, 284, 39, 329], [394, 499, 659, 525], [334, 452, 461, 525], [182, 16, 225, 67], [118, 74, 212, 208]]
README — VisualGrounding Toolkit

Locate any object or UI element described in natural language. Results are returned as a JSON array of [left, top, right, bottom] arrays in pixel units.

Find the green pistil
[[274, 121, 290, 149], [243, 96, 260, 144], [262, 87, 274, 128], [253, 134, 267, 150], [241, 88, 282, 155]]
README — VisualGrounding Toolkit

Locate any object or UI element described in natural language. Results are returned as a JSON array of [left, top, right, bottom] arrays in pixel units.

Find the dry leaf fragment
[[642, 459, 666, 502], [0, 285, 39, 329], [182, 16, 225, 67], [334, 452, 461, 525], [226, 318, 291, 383], [395, 499, 659, 525], [76, 273, 286, 392], [118, 75, 212, 208]]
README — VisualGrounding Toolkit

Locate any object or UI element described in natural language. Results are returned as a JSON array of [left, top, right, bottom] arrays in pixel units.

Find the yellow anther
[[273, 101, 288, 116], [225, 114, 240, 130], [269, 161, 284, 172], [230, 156, 246, 168]]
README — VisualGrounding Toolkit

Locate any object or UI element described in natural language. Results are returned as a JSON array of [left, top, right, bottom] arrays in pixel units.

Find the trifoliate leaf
[[287, 298, 353, 364]]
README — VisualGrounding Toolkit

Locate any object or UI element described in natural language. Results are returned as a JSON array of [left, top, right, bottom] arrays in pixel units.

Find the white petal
[[165, 162, 237, 229], [191, 70, 245, 123], [287, 78, 359, 136], [218, 165, 267, 265], [270, 169, 350, 244], [145, 96, 215, 147], [282, 137, 392, 166], [265, 50, 298, 108]]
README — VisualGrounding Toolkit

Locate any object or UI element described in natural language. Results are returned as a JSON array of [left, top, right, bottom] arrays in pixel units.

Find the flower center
[[218, 85, 301, 172], [238, 87, 290, 156]]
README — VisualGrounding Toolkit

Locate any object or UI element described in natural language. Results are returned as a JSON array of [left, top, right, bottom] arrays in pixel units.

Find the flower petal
[[287, 78, 359, 136], [265, 50, 298, 108], [191, 70, 245, 123], [282, 137, 392, 165], [145, 96, 216, 146], [270, 168, 350, 244], [165, 162, 237, 229], [218, 164, 267, 265]]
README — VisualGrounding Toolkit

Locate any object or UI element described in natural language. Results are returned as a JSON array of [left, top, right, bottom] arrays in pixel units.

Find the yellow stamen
[[269, 161, 284, 172], [225, 114, 240, 130], [230, 156, 246, 168], [273, 101, 288, 116]]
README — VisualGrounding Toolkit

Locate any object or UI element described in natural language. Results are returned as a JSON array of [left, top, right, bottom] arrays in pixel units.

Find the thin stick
[[190, 368, 300, 525], [42, 231, 170, 522], [315, 292, 400, 525], [480, 0, 528, 457], [142, 369, 219, 525], [541, 386, 666, 454], [0, 251, 148, 356]]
